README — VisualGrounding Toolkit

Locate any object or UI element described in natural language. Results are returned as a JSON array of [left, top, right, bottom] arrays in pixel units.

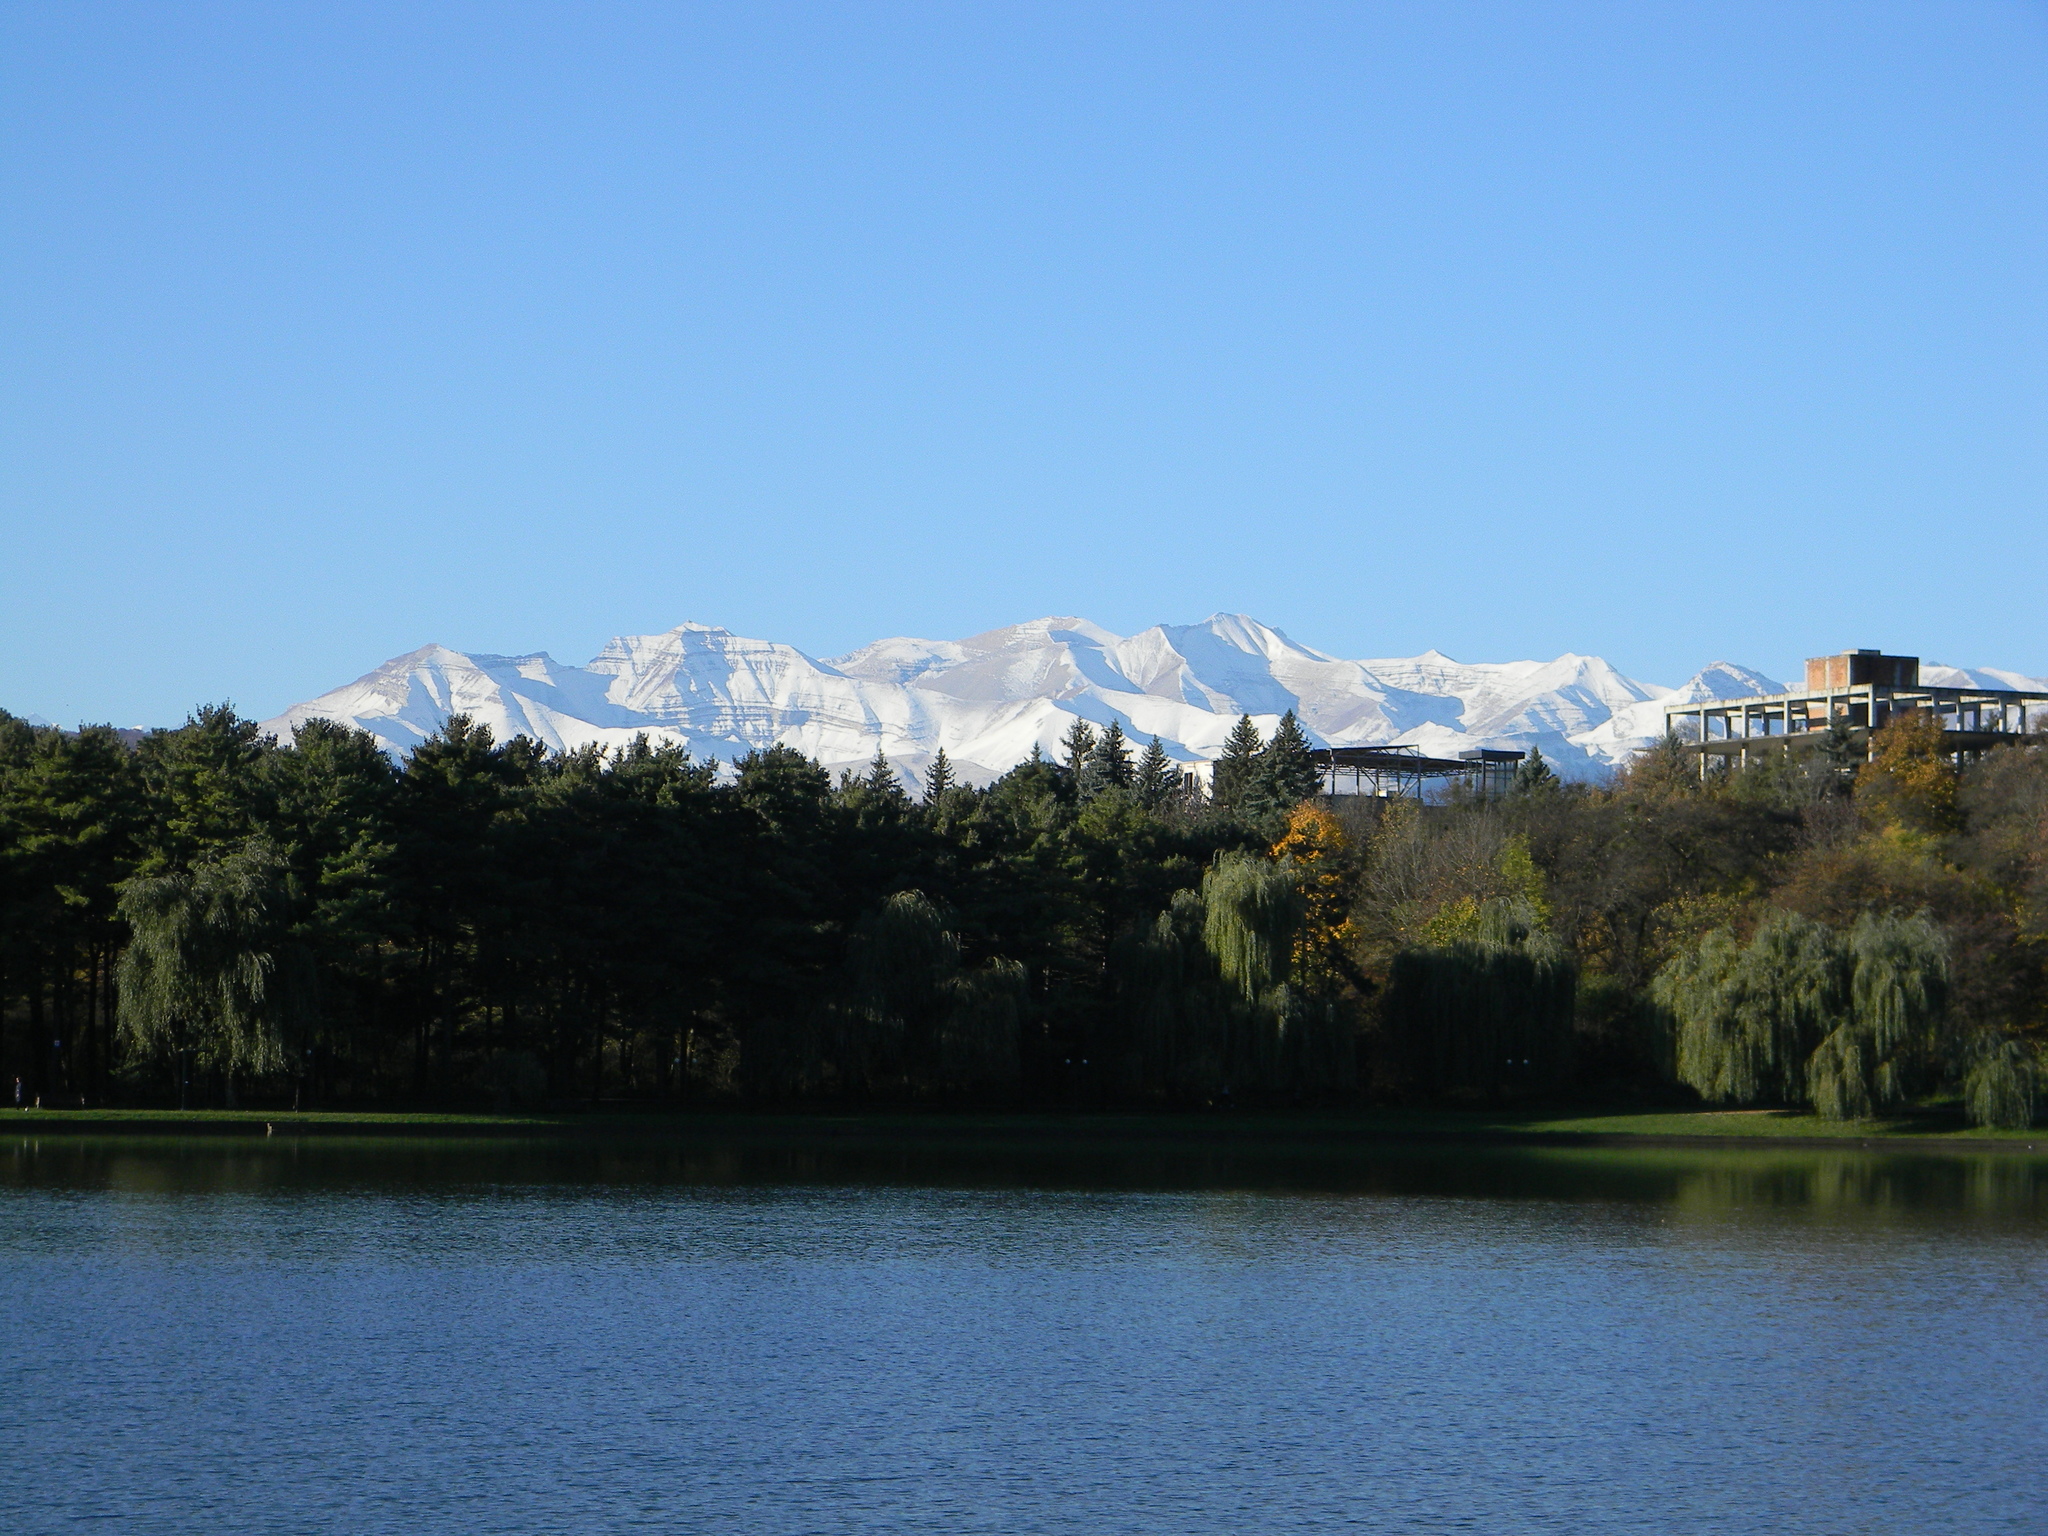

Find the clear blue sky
[[4, 2, 2045, 726]]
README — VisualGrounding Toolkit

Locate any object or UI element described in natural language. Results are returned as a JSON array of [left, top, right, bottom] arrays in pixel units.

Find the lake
[[4, 1132, 2045, 1534]]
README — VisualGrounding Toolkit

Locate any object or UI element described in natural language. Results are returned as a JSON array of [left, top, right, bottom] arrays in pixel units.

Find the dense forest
[[0, 702, 2041, 1126]]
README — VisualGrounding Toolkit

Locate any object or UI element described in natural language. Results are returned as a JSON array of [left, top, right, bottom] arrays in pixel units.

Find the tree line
[[0, 702, 2041, 1124]]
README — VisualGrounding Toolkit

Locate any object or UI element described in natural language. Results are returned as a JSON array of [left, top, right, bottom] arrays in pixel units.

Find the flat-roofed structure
[[1313, 744, 1523, 799], [1458, 748, 1526, 799], [1666, 648, 2047, 775]]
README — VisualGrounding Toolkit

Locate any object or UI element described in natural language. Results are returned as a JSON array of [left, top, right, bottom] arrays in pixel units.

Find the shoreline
[[5, 1107, 2042, 1154]]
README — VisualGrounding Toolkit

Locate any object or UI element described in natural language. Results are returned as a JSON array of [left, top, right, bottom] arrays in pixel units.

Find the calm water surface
[[4, 1134, 2045, 1534]]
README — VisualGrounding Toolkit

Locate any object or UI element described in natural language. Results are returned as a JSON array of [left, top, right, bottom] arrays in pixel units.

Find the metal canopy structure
[[1666, 648, 2048, 776], [1458, 748, 1526, 799], [1314, 744, 1520, 800]]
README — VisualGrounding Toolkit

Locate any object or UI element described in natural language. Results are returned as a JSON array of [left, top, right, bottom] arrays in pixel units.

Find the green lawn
[[3, 1106, 560, 1127], [4, 1103, 2040, 1145], [1499, 1108, 2033, 1140]]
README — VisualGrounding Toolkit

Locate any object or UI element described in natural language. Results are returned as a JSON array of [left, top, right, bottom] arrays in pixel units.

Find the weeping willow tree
[[1382, 896, 1576, 1100], [1963, 1035, 2037, 1130], [1656, 909, 1951, 1121], [116, 838, 299, 1107], [1808, 911, 1949, 1119], [1655, 911, 1843, 1106], [1200, 851, 1299, 1094], [936, 960, 1026, 1093], [831, 891, 1022, 1099], [1191, 851, 1354, 1098], [1118, 889, 1235, 1101], [1120, 853, 1334, 1102], [1202, 851, 1301, 1004]]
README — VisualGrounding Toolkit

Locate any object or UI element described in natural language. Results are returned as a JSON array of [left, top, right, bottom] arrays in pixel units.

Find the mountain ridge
[[253, 615, 2047, 786]]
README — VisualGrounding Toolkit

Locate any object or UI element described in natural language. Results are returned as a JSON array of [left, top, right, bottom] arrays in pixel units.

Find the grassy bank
[[3, 1104, 2041, 1149]]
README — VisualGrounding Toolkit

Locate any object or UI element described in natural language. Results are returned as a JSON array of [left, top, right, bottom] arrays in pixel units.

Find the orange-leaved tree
[[1859, 711, 1960, 837], [1271, 802, 1359, 990]]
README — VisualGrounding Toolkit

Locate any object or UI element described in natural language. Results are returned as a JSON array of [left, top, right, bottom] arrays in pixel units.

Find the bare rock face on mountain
[[260, 614, 1806, 783]]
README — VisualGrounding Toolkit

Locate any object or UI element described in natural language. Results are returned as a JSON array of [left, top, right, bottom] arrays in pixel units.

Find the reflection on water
[[4, 1133, 2046, 1536], [8, 1131, 2048, 1220]]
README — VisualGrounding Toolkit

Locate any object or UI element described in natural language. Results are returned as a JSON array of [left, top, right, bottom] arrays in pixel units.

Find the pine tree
[[1091, 719, 1134, 794], [1064, 720, 1097, 770], [1059, 718, 1097, 781], [1258, 710, 1321, 811], [1817, 719, 1862, 781], [133, 703, 272, 874], [1511, 745, 1558, 795], [862, 748, 907, 802], [1211, 715, 1264, 811], [922, 748, 956, 805], [1135, 735, 1176, 810]]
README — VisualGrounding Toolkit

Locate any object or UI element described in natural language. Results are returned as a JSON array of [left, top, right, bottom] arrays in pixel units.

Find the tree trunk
[[27, 965, 46, 1101]]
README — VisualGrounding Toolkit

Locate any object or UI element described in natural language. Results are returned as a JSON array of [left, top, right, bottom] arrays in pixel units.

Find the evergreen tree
[[389, 715, 532, 1098], [1816, 719, 1862, 782], [1135, 735, 1177, 811], [861, 748, 908, 803], [0, 718, 141, 1103], [727, 744, 843, 1035], [1511, 745, 1558, 795], [1210, 715, 1264, 812], [1258, 711, 1321, 811], [1059, 718, 1097, 789], [1090, 720, 1134, 795], [266, 719, 398, 945], [923, 748, 956, 805], [133, 704, 273, 873]]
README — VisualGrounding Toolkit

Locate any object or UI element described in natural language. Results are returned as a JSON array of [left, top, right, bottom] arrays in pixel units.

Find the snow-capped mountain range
[[254, 616, 2045, 786]]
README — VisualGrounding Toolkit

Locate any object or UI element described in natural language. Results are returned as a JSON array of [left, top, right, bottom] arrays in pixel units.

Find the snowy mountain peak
[[1922, 661, 2048, 692], [1570, 662, 1789, 755], [254, 616, 1891, 786], [1671, 662, 1786, 703], [1189, 612, 1327, 663]]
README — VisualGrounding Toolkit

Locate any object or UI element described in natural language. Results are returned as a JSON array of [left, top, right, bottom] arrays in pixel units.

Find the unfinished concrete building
[[1665, 649, 2046, 775]]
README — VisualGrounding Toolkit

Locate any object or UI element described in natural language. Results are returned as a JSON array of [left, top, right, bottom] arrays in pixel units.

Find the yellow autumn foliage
[[1270, 802, 1359, 987]]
